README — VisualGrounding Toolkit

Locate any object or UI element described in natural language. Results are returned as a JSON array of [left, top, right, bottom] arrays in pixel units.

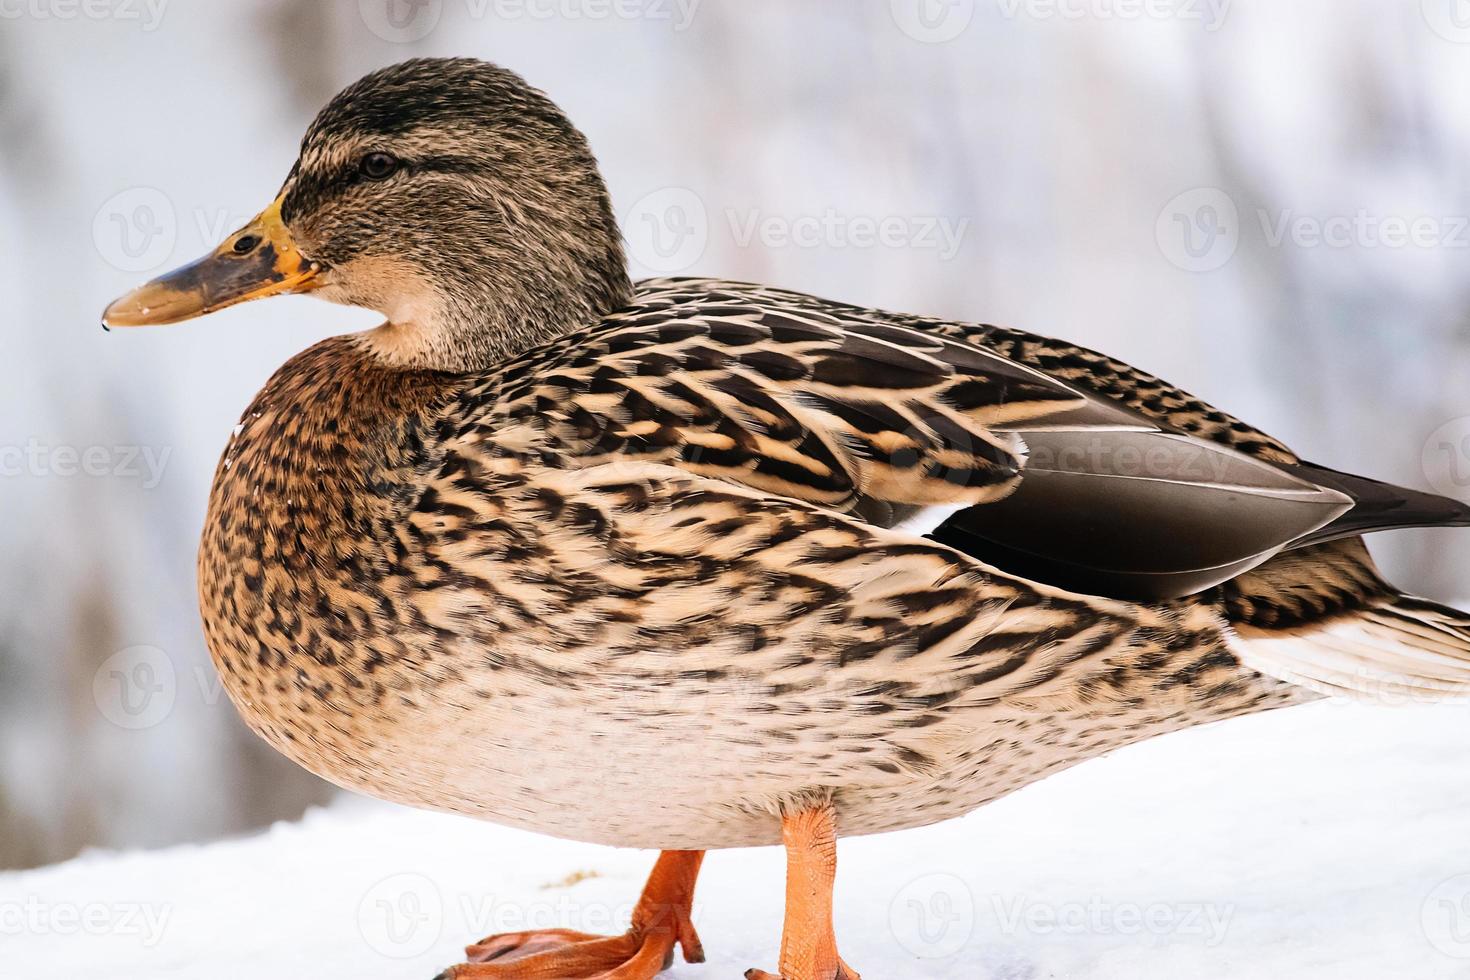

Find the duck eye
[[359, 152, 399, 180]]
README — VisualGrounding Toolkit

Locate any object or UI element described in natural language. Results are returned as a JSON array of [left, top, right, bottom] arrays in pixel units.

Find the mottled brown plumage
[[103, 58, 1470, 980], [199, 308, 1313, 850]]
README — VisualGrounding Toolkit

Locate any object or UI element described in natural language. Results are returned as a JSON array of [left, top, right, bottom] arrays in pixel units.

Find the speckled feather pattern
[[198, 279, 1327, 850]]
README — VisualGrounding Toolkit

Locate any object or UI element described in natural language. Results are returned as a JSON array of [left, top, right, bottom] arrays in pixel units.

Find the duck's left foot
[[743, 799, 862, 980], [434, 850, 704, 979]]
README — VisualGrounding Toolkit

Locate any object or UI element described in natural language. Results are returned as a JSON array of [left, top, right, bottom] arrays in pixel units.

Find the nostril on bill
[[232, 234, 262, 255]]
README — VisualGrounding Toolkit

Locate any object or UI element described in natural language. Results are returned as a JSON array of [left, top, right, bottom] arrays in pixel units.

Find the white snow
[[6, 699, 1470, 980]]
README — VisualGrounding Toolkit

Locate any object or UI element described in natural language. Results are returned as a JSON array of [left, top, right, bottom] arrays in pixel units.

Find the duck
[[102, 57, 1470, 980]]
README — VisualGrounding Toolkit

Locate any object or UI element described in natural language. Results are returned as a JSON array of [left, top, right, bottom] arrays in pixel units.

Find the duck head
[[102, 57, 631, 372]]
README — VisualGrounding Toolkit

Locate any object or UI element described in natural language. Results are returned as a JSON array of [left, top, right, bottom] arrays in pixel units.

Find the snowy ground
[[7, 700, 1470, 979]]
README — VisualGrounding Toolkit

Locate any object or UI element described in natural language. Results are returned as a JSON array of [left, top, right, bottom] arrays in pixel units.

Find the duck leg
[[746, 799, 861, 980], [435, 849, 704, 979]]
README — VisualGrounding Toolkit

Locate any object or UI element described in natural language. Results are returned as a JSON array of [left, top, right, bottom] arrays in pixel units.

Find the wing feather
[[476, 286, 1089, 511], [463, 277, 1389, 600]]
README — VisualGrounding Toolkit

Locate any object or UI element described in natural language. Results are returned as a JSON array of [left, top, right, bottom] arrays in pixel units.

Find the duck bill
[[101, 195, 324, 328]]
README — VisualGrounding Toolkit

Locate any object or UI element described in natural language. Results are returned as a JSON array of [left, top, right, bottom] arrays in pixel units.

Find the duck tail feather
[[1285, 460, 1470, 548], [1220, 536, 1470, 702], [1228, 593, 1470, 703]]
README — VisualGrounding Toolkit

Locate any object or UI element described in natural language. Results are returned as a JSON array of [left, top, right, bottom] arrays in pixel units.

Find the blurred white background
[[3, 0, 1470, 875]]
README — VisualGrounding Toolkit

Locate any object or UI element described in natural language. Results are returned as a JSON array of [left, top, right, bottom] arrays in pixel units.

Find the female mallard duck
[[104, 58, 1470, 980]]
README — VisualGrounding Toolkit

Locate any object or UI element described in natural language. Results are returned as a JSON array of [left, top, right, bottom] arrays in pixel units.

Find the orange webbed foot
[[434, 850, 704, 980]]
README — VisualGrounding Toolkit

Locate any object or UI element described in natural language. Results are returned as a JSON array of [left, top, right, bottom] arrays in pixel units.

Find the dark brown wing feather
[[1281, 461, 1470, 546]]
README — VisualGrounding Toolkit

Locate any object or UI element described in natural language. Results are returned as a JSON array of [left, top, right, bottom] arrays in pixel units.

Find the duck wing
[[474, 277, 1465, 600]]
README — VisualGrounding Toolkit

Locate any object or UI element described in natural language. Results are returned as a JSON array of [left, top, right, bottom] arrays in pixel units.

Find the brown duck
[[103, 58, 1470, 980]]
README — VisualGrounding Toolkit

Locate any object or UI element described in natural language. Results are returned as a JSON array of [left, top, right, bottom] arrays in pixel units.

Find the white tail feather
[[1228, 597, 1470, 704]]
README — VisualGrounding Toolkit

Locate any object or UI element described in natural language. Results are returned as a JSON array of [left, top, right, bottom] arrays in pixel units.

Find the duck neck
[[361, 255, 634, 374]]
